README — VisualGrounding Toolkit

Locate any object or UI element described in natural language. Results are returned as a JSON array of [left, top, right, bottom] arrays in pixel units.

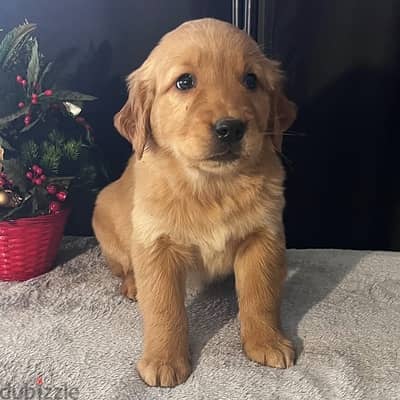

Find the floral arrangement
[[0, 22, 106, 221]]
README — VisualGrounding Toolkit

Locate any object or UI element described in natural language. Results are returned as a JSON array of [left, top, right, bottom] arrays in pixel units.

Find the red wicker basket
[[0, 208, 70, 281]]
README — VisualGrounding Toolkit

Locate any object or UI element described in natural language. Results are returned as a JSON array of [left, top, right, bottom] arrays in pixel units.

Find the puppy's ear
[[267, 92, 297, 152], [262, 59, 297, 152], [114, 66, 154, 160]]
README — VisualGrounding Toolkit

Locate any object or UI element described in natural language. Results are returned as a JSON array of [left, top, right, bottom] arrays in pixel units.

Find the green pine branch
[[48, 129, 65, 144], [41, 141, 62, 174], [20, 140, 39, 165], [63, 139, 81, 161]]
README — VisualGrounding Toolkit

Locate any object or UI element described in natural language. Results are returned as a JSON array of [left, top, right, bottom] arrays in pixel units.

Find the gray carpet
[[0, 237, 399, 400]]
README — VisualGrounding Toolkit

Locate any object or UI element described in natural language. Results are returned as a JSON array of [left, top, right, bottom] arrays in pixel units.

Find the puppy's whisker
[[285, 130, 308, 136], [262, 130, 307, 137]]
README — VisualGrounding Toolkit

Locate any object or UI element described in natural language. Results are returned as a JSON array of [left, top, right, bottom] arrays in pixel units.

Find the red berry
[[31, 98, 38, 105], [16, 75, 23, 83], [32, 93, 38, 100], [26, 171, 33, 180], [35, 167, 43, 176], [44, 89, 53, 96], [21, 79, 27, 87], [32, 165, 40, 173], [49, 201, 62, 213], [40, 174, 46, 181], [56, 191, 67, 202], [33, 177, 42, 185], [18, 102, 25, 109], [24, 115, 31, 126], [46, 184, 57, 195]]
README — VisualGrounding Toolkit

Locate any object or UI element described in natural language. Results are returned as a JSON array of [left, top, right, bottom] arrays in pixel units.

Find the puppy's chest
[[134, 190, 270, 277], [170, 200, 257, 278]]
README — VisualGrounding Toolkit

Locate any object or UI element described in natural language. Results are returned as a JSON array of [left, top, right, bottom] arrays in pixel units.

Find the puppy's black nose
[[214, 118, 246, 143]]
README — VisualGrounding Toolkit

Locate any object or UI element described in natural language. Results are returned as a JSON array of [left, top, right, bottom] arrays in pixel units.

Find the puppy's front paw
[[244, 334, 295, 369], [137, 356, 191, 387]]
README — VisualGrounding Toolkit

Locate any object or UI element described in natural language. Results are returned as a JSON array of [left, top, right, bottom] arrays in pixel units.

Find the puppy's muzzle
[[214, 118, 246, 144]]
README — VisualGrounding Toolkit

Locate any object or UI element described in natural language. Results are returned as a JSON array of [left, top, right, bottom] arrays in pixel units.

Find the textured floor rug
[[0, 237, 399, 400]]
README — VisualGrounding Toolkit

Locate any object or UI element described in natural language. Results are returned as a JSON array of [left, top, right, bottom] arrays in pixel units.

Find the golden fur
[[92, 18, 297, 387]]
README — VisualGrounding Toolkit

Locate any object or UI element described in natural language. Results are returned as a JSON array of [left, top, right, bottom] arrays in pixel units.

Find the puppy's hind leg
[[120, 270, 137, 301], [103, 250, 137, 301], [93, 193, 136, 300], [104, 253, 124, 277]]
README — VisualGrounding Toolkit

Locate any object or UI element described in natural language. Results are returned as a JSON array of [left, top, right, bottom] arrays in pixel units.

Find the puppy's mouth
[[206, 149, 240, 163]]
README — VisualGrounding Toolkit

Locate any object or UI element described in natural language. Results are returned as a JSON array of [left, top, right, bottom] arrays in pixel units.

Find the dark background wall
[[270, 0, 400, 250], [1, 0, 399, 250]]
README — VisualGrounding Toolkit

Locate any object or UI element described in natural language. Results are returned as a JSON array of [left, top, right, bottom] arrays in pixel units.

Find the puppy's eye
[[243, 73, 258, 90], [176, 73, 195, 90]]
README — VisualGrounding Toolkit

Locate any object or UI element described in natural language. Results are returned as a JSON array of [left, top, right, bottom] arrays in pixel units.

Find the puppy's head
[[114, 18, 296, 173]]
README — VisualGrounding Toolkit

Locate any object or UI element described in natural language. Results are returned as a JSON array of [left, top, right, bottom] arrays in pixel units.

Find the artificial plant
[[0, 22, 106, 221]]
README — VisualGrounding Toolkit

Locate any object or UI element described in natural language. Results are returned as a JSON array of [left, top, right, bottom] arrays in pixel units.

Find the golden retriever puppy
[[92, 18, 297, 387]]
